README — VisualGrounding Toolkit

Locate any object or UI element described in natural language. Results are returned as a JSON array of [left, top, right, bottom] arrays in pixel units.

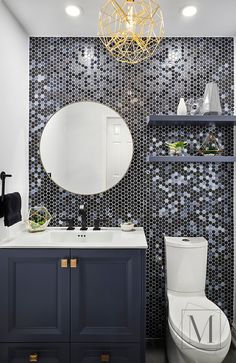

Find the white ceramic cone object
[[177, 98, 187, 115]]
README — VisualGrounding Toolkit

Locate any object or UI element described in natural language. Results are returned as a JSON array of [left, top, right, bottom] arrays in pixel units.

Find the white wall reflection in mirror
[[40, 102, 133, 195]]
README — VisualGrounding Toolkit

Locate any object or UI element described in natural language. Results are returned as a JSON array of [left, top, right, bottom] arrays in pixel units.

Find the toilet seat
[[168, 293, 231, 351]]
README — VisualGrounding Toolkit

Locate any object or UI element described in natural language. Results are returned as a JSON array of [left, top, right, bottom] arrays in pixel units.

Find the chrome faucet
[[79, 204, 88, 231]]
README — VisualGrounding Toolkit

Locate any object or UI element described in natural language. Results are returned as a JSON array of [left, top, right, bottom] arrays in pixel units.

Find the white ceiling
[[3, 0, 236, 37]]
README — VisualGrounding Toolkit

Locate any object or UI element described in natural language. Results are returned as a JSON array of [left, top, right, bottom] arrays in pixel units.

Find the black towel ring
[[0, 171, 12, 218]]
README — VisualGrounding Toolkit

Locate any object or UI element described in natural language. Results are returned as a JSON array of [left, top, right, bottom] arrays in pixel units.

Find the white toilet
[[165, 236, 231, 363]]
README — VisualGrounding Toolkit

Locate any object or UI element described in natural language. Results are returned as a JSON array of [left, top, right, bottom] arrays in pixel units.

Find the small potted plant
[[166, 141, 188, 156], [26, 206, 52, 233], [121, 220, 135, 232]]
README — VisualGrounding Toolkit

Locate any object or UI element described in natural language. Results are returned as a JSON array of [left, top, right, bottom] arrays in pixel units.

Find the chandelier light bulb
[[126, 4, 135, 31]]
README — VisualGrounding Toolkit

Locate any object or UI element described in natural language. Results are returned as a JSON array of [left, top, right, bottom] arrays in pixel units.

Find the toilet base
[[167, 324, 187, 363], [167, 321, 231, 363]]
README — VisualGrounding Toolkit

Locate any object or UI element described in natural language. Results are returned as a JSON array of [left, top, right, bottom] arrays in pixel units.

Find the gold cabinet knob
[[29, 353, 38, 362], [70, 259, 78, 268], [60, 259, 68, 268], [100, 353, 110, 362]]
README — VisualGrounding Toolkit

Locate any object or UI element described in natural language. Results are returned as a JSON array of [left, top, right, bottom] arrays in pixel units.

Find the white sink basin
[[50, 230, 113, 244], [0, 227, 148, 249]]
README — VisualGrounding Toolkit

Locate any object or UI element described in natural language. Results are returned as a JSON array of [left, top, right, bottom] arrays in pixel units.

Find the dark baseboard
[[146, 338, 168, 363], [232, 325, 236, 348]]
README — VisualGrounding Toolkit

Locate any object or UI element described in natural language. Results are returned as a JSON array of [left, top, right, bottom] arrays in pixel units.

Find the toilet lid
[[168, 294, 231, 351]]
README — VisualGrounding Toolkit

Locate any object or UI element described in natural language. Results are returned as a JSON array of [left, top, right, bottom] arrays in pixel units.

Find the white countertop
[[0, 226, 148, 249]]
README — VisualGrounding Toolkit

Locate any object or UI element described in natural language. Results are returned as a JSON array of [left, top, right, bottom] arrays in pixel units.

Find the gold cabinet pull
[[29, 353, 38, 362], [70, 259, 78, 268], [60, 259, 68, 268], [100, 353, 110, 362]]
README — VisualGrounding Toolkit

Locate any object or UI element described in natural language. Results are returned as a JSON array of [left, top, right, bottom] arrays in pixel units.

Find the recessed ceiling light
[[182, 5, 197, 17], [65, 5, 81, 17]]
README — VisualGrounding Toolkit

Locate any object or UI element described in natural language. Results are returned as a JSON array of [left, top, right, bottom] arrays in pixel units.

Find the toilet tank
[[164, 237, 208, 293]]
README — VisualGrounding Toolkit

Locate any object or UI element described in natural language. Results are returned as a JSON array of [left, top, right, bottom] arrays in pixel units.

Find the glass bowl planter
[[25, 206, 52, 233]]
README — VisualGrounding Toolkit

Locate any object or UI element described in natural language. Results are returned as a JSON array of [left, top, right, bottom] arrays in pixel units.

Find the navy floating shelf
[[148, 156, 236, 163], [147, 115, 236, 126]]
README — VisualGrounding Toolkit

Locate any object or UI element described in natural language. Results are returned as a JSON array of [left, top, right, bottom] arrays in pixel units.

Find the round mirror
[[40, 102, 133, 195]]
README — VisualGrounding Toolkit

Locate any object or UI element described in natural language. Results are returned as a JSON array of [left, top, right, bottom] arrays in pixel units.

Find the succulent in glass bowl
[[25, 206, 52, 233]]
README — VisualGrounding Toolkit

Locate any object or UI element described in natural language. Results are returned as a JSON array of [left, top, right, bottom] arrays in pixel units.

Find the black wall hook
[[0, 171, 12, 218]]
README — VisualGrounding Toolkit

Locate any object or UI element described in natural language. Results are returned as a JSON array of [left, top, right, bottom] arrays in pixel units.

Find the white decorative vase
[[177, 98, 187, 115], [121, 222, 135, 232], [201, 82, 222, 115]]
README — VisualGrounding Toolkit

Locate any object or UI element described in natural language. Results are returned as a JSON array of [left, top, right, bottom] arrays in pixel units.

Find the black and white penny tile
[[29, 37, 234, 338]]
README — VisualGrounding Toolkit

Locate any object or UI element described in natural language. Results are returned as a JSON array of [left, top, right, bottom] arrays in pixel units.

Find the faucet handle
[[93, 218, 101, 231], [62, 218, 75, 231], [93, 218, 110, 231]]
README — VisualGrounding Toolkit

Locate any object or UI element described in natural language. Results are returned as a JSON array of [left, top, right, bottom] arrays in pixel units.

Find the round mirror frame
[[39, 101, 134, 196]]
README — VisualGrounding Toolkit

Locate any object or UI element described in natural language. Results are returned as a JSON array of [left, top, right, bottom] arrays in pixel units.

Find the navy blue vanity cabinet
[[71, 343, 141, 363], [0, 249, 70, 343], [0, 248, 146, 363], [0, 343, 70, 363], [71, 250, 143, 343]]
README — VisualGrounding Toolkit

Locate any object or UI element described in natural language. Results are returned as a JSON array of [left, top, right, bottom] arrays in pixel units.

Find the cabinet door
[[0, 249, 70, 342], [71, 343, 140, 363], [0, 343, 70, 363], [71, 250, 142, 342]]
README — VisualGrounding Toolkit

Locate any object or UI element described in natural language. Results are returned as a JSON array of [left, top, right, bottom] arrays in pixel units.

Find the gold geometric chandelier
[[98, 0, 164, 64]]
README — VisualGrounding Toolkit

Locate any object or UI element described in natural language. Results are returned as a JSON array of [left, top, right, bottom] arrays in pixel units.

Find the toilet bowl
[[165, 236, 231, 363]]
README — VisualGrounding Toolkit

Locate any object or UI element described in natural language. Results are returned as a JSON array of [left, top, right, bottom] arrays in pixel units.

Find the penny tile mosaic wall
[[29, 37, 234, 338]]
